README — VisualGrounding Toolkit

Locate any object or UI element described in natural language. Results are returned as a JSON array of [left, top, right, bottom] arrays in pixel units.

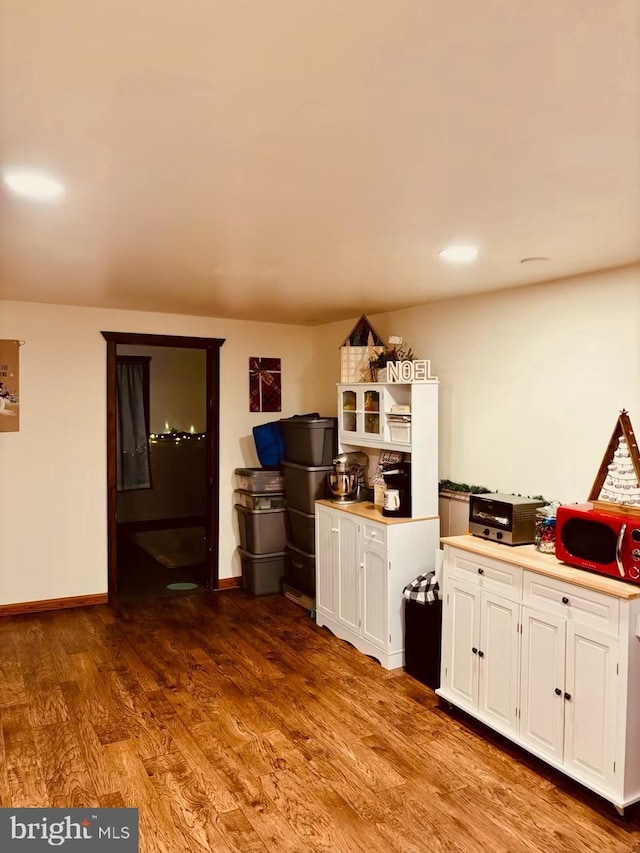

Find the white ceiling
[[1, 1, 638, 325]]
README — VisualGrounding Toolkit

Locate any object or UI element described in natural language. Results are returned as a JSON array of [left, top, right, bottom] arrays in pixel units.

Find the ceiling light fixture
[[2, 167, 65, 201], [438, 245, 479, 264]]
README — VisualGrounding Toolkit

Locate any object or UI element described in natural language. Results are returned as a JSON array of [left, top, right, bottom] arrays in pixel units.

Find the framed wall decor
[[0, 339, 20, 432]]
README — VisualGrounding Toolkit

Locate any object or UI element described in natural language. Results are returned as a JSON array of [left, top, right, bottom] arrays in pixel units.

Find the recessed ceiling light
[[438, 245, 479, 264], [520, 256, 550, 264], [2, 168, 65, 201]]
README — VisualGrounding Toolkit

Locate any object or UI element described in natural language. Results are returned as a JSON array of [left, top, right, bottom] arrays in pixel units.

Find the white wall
[[118, 344, 207, 434], [312, 265, 640, 504], [0, 301, 317, 605]]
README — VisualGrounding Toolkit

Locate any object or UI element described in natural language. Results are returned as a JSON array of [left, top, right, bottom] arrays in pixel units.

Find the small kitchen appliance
[[555, 503, 640, 584], [382, 462, 412, 518], [469, 493, 545, 545], [327, 452, 369, 505]]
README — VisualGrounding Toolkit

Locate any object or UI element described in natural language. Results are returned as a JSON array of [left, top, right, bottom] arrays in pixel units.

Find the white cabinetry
[[337, 382, 438, 518], [316, 502, 440, 669], [439, 537, 640, 813]]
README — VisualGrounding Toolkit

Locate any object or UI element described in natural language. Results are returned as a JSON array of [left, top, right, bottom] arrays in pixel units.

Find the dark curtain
[[117, 361, 151, 491]]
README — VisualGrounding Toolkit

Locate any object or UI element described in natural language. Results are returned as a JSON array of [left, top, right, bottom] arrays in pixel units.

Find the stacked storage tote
[[279, 418, 337, 610], [234, 468, 287, 594]]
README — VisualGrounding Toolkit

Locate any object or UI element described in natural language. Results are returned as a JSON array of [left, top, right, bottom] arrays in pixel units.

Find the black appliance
[[382, 462, 412, 518]]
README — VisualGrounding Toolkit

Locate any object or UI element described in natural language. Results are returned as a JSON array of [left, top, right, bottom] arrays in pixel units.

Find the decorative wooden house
[[589, 409, 640, 516], [339, 314, 384, 383]]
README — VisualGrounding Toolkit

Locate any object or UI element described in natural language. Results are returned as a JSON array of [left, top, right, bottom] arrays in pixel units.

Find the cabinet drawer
[[523, 572, 619, 636], [447, 550, 522, 599], [362, 521, 387, 549]]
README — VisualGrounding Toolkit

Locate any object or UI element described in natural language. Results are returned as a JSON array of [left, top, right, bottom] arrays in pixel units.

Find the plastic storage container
[[284, 543, 316, 596], [234, 467, 284, 493], [279, 417, 338, 466], [285, 505, 316, 553], [238, 548, 284, 596], [281, 461, 332, 514], [234, 489, 286, 511], [235, 504, 287, 554], [404, 598, 443, 689]]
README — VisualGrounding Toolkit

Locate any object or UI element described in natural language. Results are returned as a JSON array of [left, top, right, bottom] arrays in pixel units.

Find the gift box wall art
[[249, 357, 282, 413]]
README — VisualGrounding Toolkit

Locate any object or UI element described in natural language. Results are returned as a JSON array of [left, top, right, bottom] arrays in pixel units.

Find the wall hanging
[[249, 357, 282, 412], [0, 339, 20, 432]]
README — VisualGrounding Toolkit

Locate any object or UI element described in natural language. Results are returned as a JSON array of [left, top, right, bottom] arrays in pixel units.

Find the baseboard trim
[[0, 593, 108, 617], [217, 577, 242, 590]]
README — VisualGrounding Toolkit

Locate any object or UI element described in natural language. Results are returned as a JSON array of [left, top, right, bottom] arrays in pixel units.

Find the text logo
[[0, 809, 138, 851]]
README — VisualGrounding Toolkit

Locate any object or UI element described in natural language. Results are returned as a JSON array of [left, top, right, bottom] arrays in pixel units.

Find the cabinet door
[[315, 506, 337, 618], [478, 592, 520, 735], [339, 388, 358, 437], [443, 580, 481, 710], [519, 607, 566, 761], [362, 388, 383, 439], [361, 542, 387, 649], [336, 513, 361, 634], [563, 625, 618, 787]]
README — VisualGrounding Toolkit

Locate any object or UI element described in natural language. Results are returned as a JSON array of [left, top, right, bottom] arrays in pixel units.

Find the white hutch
[[314, 380, 440, 669]]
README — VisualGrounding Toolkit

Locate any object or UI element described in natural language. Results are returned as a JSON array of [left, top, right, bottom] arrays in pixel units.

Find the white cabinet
[[439, 538, 640, 813], [563, 625, 617, 788], [315, 502, 440, 669], [337, 381, 439, 518], [478, 591, 520, 734], [443, 578, 519, 736], [519, 607, 566, 761]]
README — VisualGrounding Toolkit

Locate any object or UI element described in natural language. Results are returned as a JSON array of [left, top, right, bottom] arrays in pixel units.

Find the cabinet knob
[[554, 688, 562, 696], [478, 650, 485, 658], [371, 532, 377, 538], [472, 647, 478, 655], [562, 596, 569, 605], [331, 528, 338, 533], [477, 568, 484, 575], [564, 692, 571, 701]]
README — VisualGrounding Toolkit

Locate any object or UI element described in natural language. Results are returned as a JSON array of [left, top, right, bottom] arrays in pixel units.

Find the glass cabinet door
[[363, 389, 381, 436], [341, 389, 357, 434]]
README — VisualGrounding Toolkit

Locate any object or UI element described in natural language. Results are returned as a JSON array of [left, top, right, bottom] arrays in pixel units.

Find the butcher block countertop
[[316, 500, 438, 525], [441, 534, 640, 600]]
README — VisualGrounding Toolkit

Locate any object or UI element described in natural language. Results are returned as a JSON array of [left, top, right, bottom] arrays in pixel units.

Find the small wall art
[[249, 357, 282, 413], [0, 339, 20, 432]]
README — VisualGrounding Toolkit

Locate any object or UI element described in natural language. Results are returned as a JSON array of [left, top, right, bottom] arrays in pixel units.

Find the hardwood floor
[[1, 591, 639, 853]]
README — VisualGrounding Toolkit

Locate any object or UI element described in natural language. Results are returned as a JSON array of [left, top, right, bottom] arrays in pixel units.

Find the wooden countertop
[[316, 499, 438, 525], [440, 535, 640, 600]]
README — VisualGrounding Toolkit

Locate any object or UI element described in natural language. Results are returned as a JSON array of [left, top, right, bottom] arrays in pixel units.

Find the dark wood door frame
[[102, 331, 225, 605]]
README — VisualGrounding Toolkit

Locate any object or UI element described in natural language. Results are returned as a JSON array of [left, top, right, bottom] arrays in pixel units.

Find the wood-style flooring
[[1, 591, 639, 853]]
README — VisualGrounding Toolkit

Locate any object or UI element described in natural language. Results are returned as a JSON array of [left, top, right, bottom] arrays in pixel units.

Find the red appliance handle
[[615, 523, 627, 577]]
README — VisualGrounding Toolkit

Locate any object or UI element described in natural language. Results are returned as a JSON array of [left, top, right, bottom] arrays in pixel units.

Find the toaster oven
[[469, 493, 545, 545]]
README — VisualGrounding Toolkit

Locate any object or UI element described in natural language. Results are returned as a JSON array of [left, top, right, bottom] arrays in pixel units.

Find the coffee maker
[[382, 462, 412, 518], [327, 452, 369, 504]]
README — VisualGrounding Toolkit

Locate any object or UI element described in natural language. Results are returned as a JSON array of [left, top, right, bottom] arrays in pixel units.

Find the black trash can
[[403, 573, 442, 689]]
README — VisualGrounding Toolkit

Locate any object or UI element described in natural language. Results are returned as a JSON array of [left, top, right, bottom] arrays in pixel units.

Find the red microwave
[[555, 503, 640, 584]]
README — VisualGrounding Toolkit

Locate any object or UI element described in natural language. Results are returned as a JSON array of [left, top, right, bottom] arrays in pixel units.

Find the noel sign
[[387, 359, 437, 383]]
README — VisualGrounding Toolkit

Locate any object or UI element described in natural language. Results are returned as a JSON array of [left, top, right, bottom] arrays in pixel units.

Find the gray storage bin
[[235, 489, 286, 511], [238, 548, 284, 596], [279, 417, 338, 466], [286, 505, 316, 554], [284, 543, 316, 597], [234, 467, 284, 493], [281, 460, 332, 514], [235, 504, 287, 554]]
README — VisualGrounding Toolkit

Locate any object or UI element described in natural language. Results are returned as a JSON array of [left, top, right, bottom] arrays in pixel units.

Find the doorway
[[102, 332, 224, 604]]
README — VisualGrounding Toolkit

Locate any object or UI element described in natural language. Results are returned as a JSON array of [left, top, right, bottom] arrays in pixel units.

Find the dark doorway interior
[[102, 332, 224, 605]]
